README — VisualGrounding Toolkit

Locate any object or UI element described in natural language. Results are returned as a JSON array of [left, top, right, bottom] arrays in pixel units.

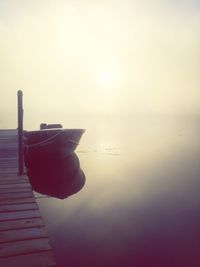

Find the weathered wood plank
[[0, 163, 18, 166], [0, 129, 57, 266], [0, 171, 18, 175], [0, 168, 18, 172], [0, 183, 31, 189], [0, 178, 28, 182], [0, 174, 22, 179], [0, 238, 52, 257], [0, 227, 48, 243], [0, 166, 18, 168], [0, 192, 34, 201], [0, 158, 18, 162], [0, 166, 17, 169], [0, 161, 17, 164], [0, 218, 44, 231], [0, 176, 27, 181], [0, 210, 41, 221], [0, 178, 29, 183], [0, 197, 36, 205], [0, 165, 18, 168], [0, 180, 29, 185], [0, 203, 38, 212], [0, 177, 29, 183], [0, 173, 26, 178], [0, 159, 18, 162], [0, 251, 57, 267], [0, 187, 32, 194]]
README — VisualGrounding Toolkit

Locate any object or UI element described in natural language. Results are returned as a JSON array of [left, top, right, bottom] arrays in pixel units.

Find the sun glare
[[97, 70, 117, 90], [101, 71, 113, 83]]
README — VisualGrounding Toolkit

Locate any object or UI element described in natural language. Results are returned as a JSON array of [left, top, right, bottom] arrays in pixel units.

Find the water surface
[[36, 115, 200, 267]]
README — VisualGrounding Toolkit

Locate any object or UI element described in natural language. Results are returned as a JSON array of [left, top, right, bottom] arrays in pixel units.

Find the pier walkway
[[0, 129, 57, 267]]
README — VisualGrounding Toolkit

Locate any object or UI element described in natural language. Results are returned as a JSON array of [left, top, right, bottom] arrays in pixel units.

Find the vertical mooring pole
[[18, 90, 24, 175]]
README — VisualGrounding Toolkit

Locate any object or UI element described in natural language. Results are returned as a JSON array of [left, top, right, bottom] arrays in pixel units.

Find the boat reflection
[[26, 152, 85, 199]]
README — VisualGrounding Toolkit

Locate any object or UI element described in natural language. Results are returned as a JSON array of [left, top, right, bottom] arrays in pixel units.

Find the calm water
[[36, 115, 200, 267]]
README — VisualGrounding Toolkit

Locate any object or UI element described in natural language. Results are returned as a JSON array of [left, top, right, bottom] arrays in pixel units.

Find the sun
[[98, 70, 116, 89], [95, 67, 120, 91], [101, 71, 113, 83]]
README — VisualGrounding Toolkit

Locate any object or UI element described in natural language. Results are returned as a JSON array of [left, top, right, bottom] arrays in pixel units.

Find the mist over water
[[36, 114, 200, 267], [0, 1, 199, 265]]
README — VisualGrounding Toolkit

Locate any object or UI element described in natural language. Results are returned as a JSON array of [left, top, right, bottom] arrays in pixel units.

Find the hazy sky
[[0, 0, 199, 129]]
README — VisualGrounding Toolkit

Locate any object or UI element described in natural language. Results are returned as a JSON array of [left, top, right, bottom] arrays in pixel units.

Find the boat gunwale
[[26, 129, 85, 134], [24, 129, 85, 149]]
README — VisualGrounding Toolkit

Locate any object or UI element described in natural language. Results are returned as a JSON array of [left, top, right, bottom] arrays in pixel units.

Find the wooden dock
[[0, 130, 57, 267]]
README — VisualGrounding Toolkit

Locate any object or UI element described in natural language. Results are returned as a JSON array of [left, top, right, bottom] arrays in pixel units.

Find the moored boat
[[24, 128, 85, 160], [24, 128, 86, 199]]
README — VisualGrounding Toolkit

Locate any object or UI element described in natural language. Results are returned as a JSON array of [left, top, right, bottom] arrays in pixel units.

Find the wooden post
[[18, 90, 24, 175]]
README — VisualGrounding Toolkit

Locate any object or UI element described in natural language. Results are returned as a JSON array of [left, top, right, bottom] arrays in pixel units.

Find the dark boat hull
[[24, 128, 85, 159], [24, 129, 86, 199]]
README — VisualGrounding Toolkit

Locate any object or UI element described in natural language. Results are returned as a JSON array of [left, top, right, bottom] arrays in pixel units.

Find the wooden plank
[[0, 188, 32, 194], [0, 145, 17, 148], [0, 164, 17, 167], [0, 227, 48, 243], [0, 183, 31, 189], [0, 163, 17, 165], [0, 162, 17, 165], [0, 166, 18, 169], [0, 162, 18, 165], [0, 175, 29, 183], [0, 171, 18, 175], [0, 174, 21, 179], [0, 192, 33, 201], [0, 238, 52, 257], [0, 173, 26, 178], [0, 159, 17, 162], [0, 161, 17, 164], [0, 179, 29, 185], [0, 169, 18, 172], [0, 177, 27, 181], [0, 164, 17, 166], [0, 159, 17, 161], [0, 158, 18, 162], [0, 251, 57, 267], [0, 203, 38, 212], [0, 197, 36, 205], [0, 218, 44, 231], [0, 210, 41, 221], [0, 163, 17, 166], [0, 168, 17, 171], [0, 160, 18, 163], [0, 165, 17, 167], [0, 157, 18, 160], [0, 181, 29, 186], [0, 174, 26, 178], [0, 165, 17, 169]]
